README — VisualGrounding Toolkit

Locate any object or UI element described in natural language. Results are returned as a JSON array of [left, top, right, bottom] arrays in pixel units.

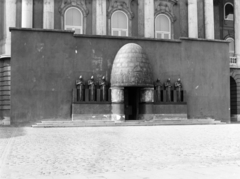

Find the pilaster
[[21, 0, 33, 28], [235, 0, 240, 67], [96, 0, 107, 35], [144, 0, 154, 38], [1, 0, 16, 56], [138, 0, 144, 37], [43, 0, 54, 29], [188, 0, 198, 38], [204, 0, 214, 39]]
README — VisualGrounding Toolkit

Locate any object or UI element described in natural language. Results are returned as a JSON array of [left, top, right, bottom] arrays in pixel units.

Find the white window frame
[[155, 14, 171, 39], [64, 7, 83, 34], [224, 2, 234, 21], [111, 10, 128, 37]]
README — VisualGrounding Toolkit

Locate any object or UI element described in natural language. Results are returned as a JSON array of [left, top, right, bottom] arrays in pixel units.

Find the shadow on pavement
[[0, 126, 27, 139]]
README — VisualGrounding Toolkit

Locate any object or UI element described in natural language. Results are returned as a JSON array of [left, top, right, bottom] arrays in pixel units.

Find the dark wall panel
[[33, 0, 43, 28], [10, 29, 230, 123], [0, 0, 4, 40]]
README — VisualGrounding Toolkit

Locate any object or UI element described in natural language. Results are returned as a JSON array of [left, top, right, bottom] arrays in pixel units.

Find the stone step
[[41, 120, 114, 124], [72, 114, 112, 120], [72, 114, 188, 121], [32, 119, 225, 128]]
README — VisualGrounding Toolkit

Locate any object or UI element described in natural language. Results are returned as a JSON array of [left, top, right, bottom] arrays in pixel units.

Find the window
[[64, 7, 83, 34], [155, 14, 171, 39], [226, 37, 235, 56], [111, 11, 128, 37], [224, 3, 234, 20]]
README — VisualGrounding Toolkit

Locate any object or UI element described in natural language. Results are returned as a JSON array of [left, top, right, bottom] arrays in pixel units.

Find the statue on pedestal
[[154, 79, 163, 102], [99, 76, 107, 101], [76, 75, 85, 101], [88, 76, 96, 101], [164, 78, 172, 102], [175, 78, 183, 102]]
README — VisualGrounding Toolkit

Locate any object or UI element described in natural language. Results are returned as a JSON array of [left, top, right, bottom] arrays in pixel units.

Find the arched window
[[155, 14, 171, 39], [224, 3, 234, 20], [64, 7, 83, 34], [111, 11, 128, 37], [226, 37, 235, 56]]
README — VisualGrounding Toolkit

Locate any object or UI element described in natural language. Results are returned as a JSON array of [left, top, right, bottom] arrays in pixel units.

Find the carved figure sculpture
[[154, 79, 163, 102], [175, 78, 183, 102], [164, 78, 172, 102], [88, 76, 96, 101], [99, 76, 107, 101], [76, 75, 85, 101]]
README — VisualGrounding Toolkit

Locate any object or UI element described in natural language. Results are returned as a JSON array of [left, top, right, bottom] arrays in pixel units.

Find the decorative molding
[[59, 0, 88, 34], [107, 0, 134, 19], [154, 0, 177, 22], [107, 0, 134, 36], [59, 0, 89, 16]]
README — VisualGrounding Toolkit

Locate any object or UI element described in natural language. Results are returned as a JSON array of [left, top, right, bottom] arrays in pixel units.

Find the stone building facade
[[0, 0, 238, 125]]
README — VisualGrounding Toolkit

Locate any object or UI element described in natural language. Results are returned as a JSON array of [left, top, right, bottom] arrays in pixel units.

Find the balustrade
[[154, 89, 186, 103], [73, 88, 111, 103], [230, 56, 237, 67]]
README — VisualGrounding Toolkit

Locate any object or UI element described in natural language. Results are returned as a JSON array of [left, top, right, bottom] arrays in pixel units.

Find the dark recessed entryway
[[230, 76, 237, 122], [124, 87, 140, 120]]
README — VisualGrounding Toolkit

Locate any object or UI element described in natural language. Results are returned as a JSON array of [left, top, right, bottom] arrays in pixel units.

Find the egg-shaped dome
[[111, 43, 153, 87]]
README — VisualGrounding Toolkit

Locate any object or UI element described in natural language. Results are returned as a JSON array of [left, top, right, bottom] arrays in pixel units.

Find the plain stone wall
[[10, 28, 230, 123]]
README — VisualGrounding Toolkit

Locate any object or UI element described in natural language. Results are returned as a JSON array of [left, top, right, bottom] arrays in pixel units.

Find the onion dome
[[111, 43, 153, 87]]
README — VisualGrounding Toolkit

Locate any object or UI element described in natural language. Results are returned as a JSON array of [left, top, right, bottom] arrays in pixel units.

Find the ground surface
[[0, 125, 240, 179]]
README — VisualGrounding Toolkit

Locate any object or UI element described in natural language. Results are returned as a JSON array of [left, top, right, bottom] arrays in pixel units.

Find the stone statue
[[154, 79, 163, 102], [164, 78, 172, 102], [75, 75, 85, 101], [99, 76, 107, 101], [88, 76, 96, 101], [175, 78, 183, 102]]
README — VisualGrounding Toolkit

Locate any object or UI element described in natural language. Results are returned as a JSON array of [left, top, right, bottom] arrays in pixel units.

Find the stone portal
[[111, 43, 154, 120]]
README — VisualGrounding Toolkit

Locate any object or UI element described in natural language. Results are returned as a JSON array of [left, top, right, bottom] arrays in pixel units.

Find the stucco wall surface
[[10, 29, 230, 123]]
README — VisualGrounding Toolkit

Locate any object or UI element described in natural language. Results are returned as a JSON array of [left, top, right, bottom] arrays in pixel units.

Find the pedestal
[[140, 87, 154, 102], [111, 87, 124, 121]]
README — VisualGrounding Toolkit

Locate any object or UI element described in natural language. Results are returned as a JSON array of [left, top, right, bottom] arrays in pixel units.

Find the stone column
[[188, 0, 198, 38], [144, 0, 154, 38], [43, 0, 54, 29], [111, 87, 124, 121], [1, 0, 16, 56], [21, 0, 33, 28], [235, 0, 240, 67], [204, 0, 214, 39], [96, 0, 107, 35], [111, 87, 124, 103], [140, 88, 154, 103]]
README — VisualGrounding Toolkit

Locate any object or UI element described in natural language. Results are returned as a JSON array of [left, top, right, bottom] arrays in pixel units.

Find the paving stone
[[0, 125, 240, 179]]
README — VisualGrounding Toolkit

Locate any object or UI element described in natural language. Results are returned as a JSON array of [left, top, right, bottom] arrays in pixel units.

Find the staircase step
[[41, 120, 113, 124], [32, 119, 225, 128], [72, 114, 112, 120]]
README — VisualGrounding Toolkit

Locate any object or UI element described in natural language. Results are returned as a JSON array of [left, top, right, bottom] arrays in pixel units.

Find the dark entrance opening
[[230, 77, 237, 122], [124, 87, 140, 120]]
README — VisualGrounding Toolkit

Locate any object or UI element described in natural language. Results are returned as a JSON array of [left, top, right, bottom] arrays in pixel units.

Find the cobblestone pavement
[[1, 125, 240, 179]]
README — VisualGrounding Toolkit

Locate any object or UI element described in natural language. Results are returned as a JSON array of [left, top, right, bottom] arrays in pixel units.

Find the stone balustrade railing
[[230, 56, 237, 67], [73, 88, 111, 103], [154, 90, 187, 103]]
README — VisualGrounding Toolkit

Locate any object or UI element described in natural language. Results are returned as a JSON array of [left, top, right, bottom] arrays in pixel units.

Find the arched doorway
[[230, 76, 237, 122]]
